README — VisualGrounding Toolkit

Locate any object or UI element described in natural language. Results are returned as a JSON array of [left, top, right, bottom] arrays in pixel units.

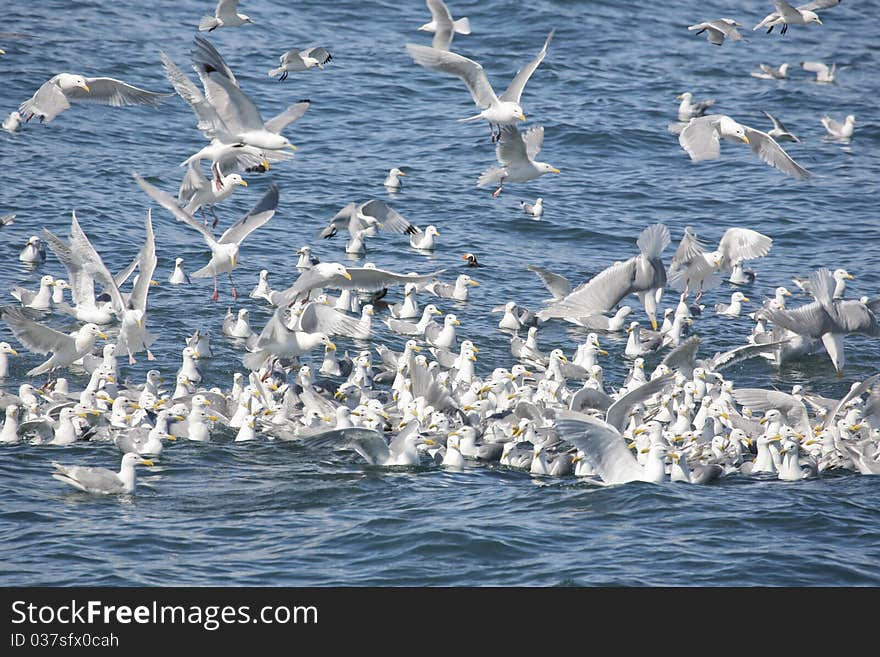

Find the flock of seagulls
[[1, 1, 877, 497]]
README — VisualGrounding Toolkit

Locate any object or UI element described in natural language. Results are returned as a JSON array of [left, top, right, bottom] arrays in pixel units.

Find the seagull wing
[[742, 126, 811, 180], [762, 110, 786, 132], [500, 29, 555, 103], [19, 79, 70, 121], [797, 0, 840, 9], [263, 100, 310, 134], [538, 258, 637, 320], [161, 51, 226, 138], [679, 116, 722, 162], [129, 210, 157, 313], [63, 77, 169, 108], [338, 267, 447, 292], [191, 35, 238, 86], [68, 211, 126, 314], [0, 307, 75, 355], [801, 61, 829, 76], [733, 388, 812, 438], [358, 200, 419, 235], [605, 373, 676, 433], [219, 184, 279, 245], [41, 228, 95, 308], [522, 125, 544, 160], [133, 173, 218, 248], [556, 411, 646, 485], [427, 0, 454, 50], [297, 303, 364, 336], [527, 265, 571, 301], [496, 124, 530, 165], [52, 463, 125, 494], [405, 43, 499, 109], [718, 227, 773, 269]]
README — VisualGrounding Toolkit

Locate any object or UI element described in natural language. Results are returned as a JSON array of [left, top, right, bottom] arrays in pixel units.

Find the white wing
[[679, 116, 721, 162], [499, 29, 555, 104], [19, 79, 70, 121], [219, 184, 279, 245], [405, 43, 499, 109], [556, 411, 646, 485], [67, 77, 170, 107], [742, 125, 811, 180]]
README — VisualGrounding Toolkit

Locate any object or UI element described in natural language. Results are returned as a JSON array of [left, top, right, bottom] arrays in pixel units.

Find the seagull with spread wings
[[418, 0, 471, 51], [478, 124, 559, 197], [679, 114, 811, 180], [406, 29, 554, 141], [134, 173, 279, 301], [19, 73, 170, 123]]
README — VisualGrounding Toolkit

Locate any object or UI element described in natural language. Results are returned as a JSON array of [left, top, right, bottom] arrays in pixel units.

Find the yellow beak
[[327, 341, 337, 350], [343, 272, 352, 280], [98, 332, 108, 339], [82, 84, 91, 93], [469, 279, 479, 286], [239, 180, 248, 187], [550, 167, 561, 174], [262, 159, 270, 170], [141, 459, 154, 466], [287, 144, 298, 151], [740, 135, 750, 144]]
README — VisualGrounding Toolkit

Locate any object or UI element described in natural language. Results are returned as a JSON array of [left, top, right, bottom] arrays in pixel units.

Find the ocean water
[[1, 0, 879, 586]]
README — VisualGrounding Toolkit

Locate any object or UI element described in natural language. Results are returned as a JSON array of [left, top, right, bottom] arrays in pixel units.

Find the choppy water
[[1, 0, 879, 586]]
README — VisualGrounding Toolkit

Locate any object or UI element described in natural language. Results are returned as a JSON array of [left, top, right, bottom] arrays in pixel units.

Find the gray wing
[[358, 200, 419, 235], [762, 110, 786, 132], [341, 267, 446, 292], [662, 336, 700, 375], [733, 388, 812, 437], [341, 430, 391, 465], [19, 79, 70, 121], [68, 211, 126, 314], [798, 0, 840, 10], [296, 303, 364, 336], [305, 47, 332, 65], [522, 125, 544, 160], [500, 29, 555, 103], [133, 173, 217, 247], [178, 161, 208, 205], [129, 210, 156, 313], [219, 184, 279, 245], [41, 228, 95, 308], [708, 20, 743, 40], [742, 126, 811, 180], [705, 340, 791, 371], [161, 51, 225, 137], [679, 116, 721, 162], [264, 100, 310, 134], [765, 303, 830, 338], [556, 411, 646, 485], [718, 227, 773, 270], [824, 373, 880, 429], [192, 38, 264, 133], [427, 0, 454, 50], [831, 301, 880, 336], [319, 202, 357, 239], [670, 227, 707, 271], [52, 464, 124, 493], [192, 35, 238, 86], [527, 265, 571, 300], [605, 372, 676, 432], [496, 124, 529, 165], [801, 61, 829, 75], [405, 43, 499, 109], [538, 258, 637, 320], [67, 77, 170, 107], [568, 387, 613, 414]]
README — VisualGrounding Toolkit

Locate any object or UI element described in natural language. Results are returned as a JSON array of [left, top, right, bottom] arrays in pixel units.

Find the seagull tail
[[453, 17, 472, 35], [458, 113, 485, 123], [477, 167, 504, 188], [191, 264, 215, 279], [26, 360, 53, 377], [268, 66, 285, 78], [198, 16, 221, 31]]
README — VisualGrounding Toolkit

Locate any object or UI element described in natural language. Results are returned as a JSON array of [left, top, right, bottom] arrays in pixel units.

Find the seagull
[[478, 124, 560, 197], [801, 61, 836, 83], [2, 111, 21, 132], [19, 73, 169, 123], [52, 453, 154, 495], [751, 63, 790, 80], [763, 110, 800, 143], [410, 225, 441, 251], [419, 0, 471, 51], [676, 92, 715, 121], [178, 161, 248, 225], [538, 224, 670, 330], [766, 268, 880, 377], [678, 114, 811, 180], [406, 29, 554, 141], [268, 47, 332, 80], [169, 257, 191, 285], [754, 0, 831, 34], [0, 307, 107, 377], [134, 172, 279, 301], [687, 18, 743, 46], [715, 291, 751, 317], [18, 236, 46, 263], [199, 0, 254, 31], [384, 168, 406, 189], [821, 115, 855, 141], [521, 198, 543, 218]]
